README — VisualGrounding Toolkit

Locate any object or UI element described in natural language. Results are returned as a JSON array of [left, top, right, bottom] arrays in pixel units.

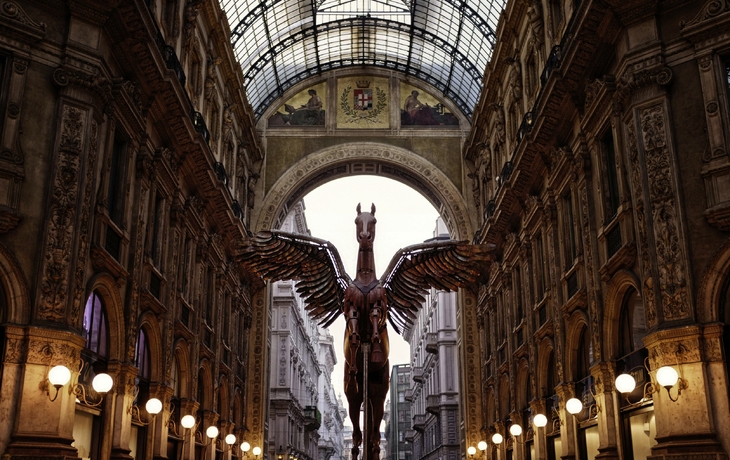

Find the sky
[[301, 175, 440, 426]]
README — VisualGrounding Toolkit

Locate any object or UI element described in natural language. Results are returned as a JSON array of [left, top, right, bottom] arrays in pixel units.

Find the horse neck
[[355, 245, 377, 285]]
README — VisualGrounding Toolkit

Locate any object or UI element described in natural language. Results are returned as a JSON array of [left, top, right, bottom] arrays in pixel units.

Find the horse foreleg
[[370, 303, 384, 363]]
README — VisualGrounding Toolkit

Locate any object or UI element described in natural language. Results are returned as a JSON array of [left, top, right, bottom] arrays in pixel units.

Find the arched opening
[[615, 287, 656, 458], [73, 290, 111, 460]]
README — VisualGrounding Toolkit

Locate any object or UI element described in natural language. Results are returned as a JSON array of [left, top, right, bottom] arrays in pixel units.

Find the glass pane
[[72, 409, 95, 460]]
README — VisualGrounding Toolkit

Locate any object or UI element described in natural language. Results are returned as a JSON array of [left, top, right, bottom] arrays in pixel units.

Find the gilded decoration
[[336, 77, 389, 128], [268, 82, 326, 127], [400, 83, 459, 127]]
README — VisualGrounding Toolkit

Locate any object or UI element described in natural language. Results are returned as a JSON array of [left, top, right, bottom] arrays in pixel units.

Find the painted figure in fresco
[[268, 88, 325, 126], [401, 90, 459, 126], [236, 204, 494, 460]]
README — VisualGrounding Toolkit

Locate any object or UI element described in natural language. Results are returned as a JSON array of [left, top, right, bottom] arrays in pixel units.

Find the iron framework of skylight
[[220, 0, 505, 120]]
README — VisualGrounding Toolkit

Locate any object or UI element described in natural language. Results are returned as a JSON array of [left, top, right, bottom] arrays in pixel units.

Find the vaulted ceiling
[[219, 0, 506, 120]]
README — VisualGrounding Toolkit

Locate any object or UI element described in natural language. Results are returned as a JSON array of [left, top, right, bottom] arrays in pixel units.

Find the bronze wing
[[236, 230, 351, 328], [380, 240, 495, 334]]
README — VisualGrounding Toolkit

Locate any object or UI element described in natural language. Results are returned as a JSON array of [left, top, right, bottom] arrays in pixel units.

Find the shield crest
[[354, 89, 373, 111]]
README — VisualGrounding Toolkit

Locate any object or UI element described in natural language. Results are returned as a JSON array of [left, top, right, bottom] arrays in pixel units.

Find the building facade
[[268, 202, 346, 460], [403, 219, 462, 460], [465, 0, 730, 458], [386, 364, 412, 460]]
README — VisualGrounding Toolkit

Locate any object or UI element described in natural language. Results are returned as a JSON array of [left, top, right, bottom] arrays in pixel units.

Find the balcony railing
[[214, 162, 229, 186], [303, 406, 321, 430], [425, 333, 438, 354], [426, 394, 439, 415], [192, 111, 210, 143], [412, 414, 426, 432]]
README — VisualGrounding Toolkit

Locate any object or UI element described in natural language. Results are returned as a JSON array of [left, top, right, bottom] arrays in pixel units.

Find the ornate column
[[150, 384, 173, 460], [529, 399, 548, 460], [644, 325, 726, 458], [2, 326, 86, 459], [590, 362, 619, 460], [106, 363, 139, 460], [554, 383, 577, 460]]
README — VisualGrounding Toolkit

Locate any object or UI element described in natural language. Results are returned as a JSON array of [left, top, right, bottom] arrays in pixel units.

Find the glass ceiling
[[220, 0, 506, 120]]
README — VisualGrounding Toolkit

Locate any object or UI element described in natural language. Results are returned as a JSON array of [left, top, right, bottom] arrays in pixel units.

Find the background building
[[269, 203, 346, 460], [403, 219, 461, 460], [387, 365, 412, 460]]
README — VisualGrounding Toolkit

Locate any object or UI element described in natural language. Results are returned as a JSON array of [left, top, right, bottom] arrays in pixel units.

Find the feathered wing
[[235, 231, 351, 328], [381, 240, 495, 333]]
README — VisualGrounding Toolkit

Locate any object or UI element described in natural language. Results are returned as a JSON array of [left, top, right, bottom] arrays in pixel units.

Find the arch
[[537, 336, 555, 397], [515, 357, 530, 410], [198, 359, 213, 412], [603, 269, 642, 360], [564, 309, 590, 382], [499, 373, 511, 420], [0, 242, 31, 325], [255, 142, 474, 240], [85, 273, 126, 362], [172, 338, 192, 399], [138, 311, 164, 383], [696, 238, 730, 323]]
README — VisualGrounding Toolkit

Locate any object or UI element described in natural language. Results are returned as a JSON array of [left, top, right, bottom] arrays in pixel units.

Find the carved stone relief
[[37, 105, 88, 323], [638, 105, 690, 321]]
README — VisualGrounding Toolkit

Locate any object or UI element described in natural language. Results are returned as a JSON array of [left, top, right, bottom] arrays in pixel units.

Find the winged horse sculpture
[[236, 204, 494, 460]]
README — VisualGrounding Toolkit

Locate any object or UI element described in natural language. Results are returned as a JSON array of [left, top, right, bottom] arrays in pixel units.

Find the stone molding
[[255, 142, 473, 240]]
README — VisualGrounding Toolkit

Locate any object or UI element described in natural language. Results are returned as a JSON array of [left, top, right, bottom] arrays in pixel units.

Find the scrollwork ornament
[[7, 102, 19, 118]]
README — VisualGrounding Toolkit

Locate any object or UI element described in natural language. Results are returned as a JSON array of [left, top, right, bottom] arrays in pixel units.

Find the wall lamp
[[566, 383, 601, 418], [128, 385, 163, 425], [44, 364, 113, 405], [477, 440, 487, 456], [491, 432, 503, 445], [509, 423, 524, 444], [615, 360, 687, 404], [532, 413, 548, 428], [467, 445, 476, 458], [252, 446, 262, 459], [240, 441, 251, 457]]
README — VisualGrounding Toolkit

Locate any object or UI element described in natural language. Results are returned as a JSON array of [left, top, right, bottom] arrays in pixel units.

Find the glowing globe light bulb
[[241, 442, 251, 452], [615, 373, 637, 394], [145, 398, 163, 415], [91, 373, 114, 393], [477, 441, 487, 451], [533, 413, 548, 428], [206, 426, 219, 439], [656, 366, 679, 388], [225, 434, 236, 445], [48, 365, 71, 387], [467, 446, 476, 456], [253, 446, 262, 456], [566, 397, 583, 415], [180, 415, 196, 429], [492, 433, 503, 445], [509, 424, 522, 436]]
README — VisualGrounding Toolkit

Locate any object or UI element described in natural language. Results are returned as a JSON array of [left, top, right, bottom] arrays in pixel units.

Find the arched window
[[135, 328, 151, 380], [83, 291, 108, 357]]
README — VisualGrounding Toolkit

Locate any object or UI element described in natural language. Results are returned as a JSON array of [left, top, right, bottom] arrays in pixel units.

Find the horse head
[[355, 203, 377, 249]]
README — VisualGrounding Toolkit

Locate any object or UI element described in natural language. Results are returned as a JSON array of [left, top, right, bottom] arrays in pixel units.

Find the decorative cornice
[[0, 0, 46, 45]]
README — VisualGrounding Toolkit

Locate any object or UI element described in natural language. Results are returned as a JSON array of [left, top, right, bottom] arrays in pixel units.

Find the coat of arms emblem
[[340, 80, 387, 124]]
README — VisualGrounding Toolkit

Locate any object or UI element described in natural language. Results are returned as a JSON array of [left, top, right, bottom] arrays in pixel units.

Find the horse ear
[[356, 203, 361, 215], [371, 203, 376, 215]]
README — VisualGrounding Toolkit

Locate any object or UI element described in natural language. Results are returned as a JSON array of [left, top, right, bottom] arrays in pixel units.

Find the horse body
[[344, 204, 390, 460]]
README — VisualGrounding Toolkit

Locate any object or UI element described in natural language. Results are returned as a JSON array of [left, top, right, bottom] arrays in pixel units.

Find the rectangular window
[[564, 191, 577, 269], [602, 129, 621, 220], [534, 233, 546, 297], [150, 192, 165, 267], [107, 137, 127, 226], [206, 268, 215, 326], [514, 266, 524, 325]]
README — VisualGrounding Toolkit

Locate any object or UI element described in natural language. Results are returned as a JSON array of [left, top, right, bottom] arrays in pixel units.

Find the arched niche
[[254, 142, 474, 239]]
